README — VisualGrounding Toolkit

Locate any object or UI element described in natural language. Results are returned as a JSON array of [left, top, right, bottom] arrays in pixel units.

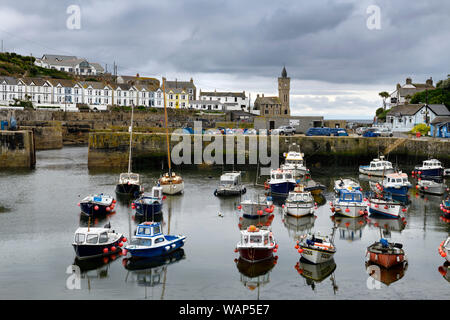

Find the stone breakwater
[[88, 132, 450, 169], [0, 130, 35, 169]]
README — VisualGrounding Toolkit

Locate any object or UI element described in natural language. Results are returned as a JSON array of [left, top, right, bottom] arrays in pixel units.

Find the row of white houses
[[0, 76, 253, 112]]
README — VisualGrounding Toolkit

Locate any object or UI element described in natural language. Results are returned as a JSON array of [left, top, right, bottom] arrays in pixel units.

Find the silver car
[[374, 127, 393, 137]]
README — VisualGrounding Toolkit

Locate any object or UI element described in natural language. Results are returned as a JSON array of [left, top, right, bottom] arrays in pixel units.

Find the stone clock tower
[[278, 66, 290, 115]]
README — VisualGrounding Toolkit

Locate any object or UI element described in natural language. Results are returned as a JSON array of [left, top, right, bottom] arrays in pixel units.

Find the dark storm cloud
[[0, 0, 448, 85]]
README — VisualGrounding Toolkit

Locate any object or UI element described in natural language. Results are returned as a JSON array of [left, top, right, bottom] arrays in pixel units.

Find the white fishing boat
[[282, 185, 315, 217], [368, 193, 407, 218], [359, 156, 395, 177], [238, 194, 273, 219], [280, 144, 308, 178], [331, 188, 367, 218], [214, 171, 246, 196], [380, 172, 411, 196], [158, 77, 184, 195], [334, 178, 360, 194], [296, 229, 336, 264], [416, 177, 446, 195], [444, 168, 450, 177]]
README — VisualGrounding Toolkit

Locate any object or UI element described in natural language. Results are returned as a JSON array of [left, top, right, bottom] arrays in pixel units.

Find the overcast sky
[[0, 0, 449, 119]]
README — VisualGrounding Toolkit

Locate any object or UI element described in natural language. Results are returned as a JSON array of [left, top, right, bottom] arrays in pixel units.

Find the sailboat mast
[[128, 103, 134, 174], [162, 77, 172, 176]]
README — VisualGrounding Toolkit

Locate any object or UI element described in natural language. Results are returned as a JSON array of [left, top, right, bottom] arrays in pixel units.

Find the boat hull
[[418, 181, 445, 195], [383, 186, 410, 196], [284, 204, 314, 217], [134, 202, 163, 217], [73, 237, 123, 260], [415, 167, 443, 178], [238, 247, 274, 263], [334, 203, 367, 218], [367, 251, 405, 269], [80, 202, 112, 216], [269, 182, 295, 196], [359, 167, 395, 177], [160, 181, 184, 195], [216, 189, 244, 196], [126, 237, 185, 258], [115, 183, 141, 198], [299, 246, 335, 264]]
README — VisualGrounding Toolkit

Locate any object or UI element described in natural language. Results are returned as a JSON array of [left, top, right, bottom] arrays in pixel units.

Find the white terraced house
[[154, 88, 164, 108], [0, 76, 19, 106], [188, 99, 224, 111], [35, 54, 104, 76], [81, 81, 113, 109], [199, 90, 249, 111], [113, 84, 132, 106], [21, 78, 53, 104]]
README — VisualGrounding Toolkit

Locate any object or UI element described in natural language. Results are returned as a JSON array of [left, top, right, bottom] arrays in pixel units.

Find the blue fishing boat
[[380, 172, 411, 196], [331, 188, 368, 218], [267, 169, 296, 196], [78, 193, 116, 216], [413, 159, 444, 178], [124, 222, 186, 258], [132, 186, 165, 218]]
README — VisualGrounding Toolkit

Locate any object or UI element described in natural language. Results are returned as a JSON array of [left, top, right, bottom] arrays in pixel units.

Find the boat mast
[[128, 103, 134, 174], [162, 77, 172, 176]]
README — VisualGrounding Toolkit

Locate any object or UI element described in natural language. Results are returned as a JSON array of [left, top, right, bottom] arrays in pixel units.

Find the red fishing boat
[[235, 225, 277, 262], [366, 238, 406, 269]]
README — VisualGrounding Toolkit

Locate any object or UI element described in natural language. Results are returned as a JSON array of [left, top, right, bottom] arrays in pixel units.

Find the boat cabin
[[74, 227, 113, 245], [369, 159, 393, 169], [135, 222, 163, 238], [270, 169, 294, 181], [338, 189, 363, 203], [240, 227, 273, 247], [283, 151, 304, 166], [141, 186, 163, 200], [119, 172, 141, 184], [384, 173, 409, 185], [287, 191, 313, 203], [220, 172, 242, 186], [420, 159, 442, 168]]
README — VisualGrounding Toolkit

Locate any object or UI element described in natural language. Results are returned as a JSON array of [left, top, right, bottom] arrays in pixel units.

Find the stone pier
[[0, 130, 36, 169]]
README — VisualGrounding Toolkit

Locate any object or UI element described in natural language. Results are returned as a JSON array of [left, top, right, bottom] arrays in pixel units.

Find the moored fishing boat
[[359, 156, 394, 177], [280, 145, 308, 178], [282, 185, 315, 217], [132, 186, 165, 219], [125, 222, 186, 258], [368, 193, 407, 218], [416, 177, 446, 195], [295, 230, 336, 264], [238, 194, 273, 219], [267, 169, 296, 196], [413, 158, 444, 178], [366, 238, 406, 269], [438, 237, 450, 263], [331, 188, 367, 218], [334, 178, 360, 194], [78, 193, 116, 216], [72, 223, 126, 260], [214, 171, 246, 196], [380, 172, 411, 196], [235, 225, 277, 262]]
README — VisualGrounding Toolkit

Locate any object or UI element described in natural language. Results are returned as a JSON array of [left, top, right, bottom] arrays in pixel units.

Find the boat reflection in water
[[72, 255, 120, 290], [438, 262, 450, 283], [365, 260, 408, 286], [133, 211, 164, 224], [366, 214, 406, 236], [282, 212, 315, 240], [331, 214, 367, 241], [123, 248, 186, 288], [294, 258, 338, 293], [235, 256, 276, 298], [238, 214, 275, 231]]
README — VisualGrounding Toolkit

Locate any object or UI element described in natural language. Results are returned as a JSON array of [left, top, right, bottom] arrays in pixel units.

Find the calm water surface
[[0, 147, 449, 299]]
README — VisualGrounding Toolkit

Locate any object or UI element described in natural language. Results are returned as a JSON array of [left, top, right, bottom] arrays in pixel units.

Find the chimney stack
[[406, 77, 412, 85], [426, 77, 433, 86]]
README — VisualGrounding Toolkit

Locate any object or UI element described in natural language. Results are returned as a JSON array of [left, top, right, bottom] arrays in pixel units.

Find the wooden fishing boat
[[296, 229, 336, 264], [366, 238, 406, 269], [235, 225, 277, 262], [368, 192, 407, 218]]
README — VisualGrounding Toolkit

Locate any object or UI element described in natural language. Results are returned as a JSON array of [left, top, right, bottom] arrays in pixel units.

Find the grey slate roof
[[386, 104, 423, 116], [165, 80, 195, 90], [431, 116, 450, 124], [427, 104, 450, 116], [0, 76, 18, 85], [200, 91, 246, 98]]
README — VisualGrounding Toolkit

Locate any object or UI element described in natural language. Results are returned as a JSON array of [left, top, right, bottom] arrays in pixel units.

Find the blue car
[[363, 129, 380, 137], [306, 127, 331, 136], [329, 128, 348, 136]]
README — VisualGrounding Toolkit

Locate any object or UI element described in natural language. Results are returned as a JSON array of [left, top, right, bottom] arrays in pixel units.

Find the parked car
[[374, 127, 393, 137], [356, 127, 368, 135], [329, 128, 348, 136], [362, 128, 380, 137], [272, 125, 296, 135], [306, 127, 331, 136]]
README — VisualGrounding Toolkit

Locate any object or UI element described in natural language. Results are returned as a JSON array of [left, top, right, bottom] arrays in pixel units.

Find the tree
[[378, 91, 390, 110]]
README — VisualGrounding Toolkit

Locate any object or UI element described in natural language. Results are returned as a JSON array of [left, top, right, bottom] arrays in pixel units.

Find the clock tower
[[278, 66, 290, 115]]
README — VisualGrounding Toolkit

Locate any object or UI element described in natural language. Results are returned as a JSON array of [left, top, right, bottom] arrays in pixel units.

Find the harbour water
[[0, 146, 448, 299]]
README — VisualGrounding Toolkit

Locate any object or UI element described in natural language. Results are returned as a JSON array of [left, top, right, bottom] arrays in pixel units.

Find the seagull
[[218, 212, 224, 217]]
